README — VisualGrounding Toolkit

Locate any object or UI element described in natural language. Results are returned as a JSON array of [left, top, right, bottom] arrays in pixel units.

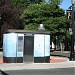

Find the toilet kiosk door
[[24, 34, 34, 63]]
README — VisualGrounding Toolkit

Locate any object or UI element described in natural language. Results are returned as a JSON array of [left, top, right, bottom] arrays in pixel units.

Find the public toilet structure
[[3, 29, 50, 63]]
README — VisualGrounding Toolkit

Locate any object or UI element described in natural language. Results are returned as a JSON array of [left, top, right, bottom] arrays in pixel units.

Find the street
[[0, 68, 75, 75]]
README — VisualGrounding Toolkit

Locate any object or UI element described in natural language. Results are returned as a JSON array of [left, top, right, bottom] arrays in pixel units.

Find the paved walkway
[[0, 52, 75, 71], [50, 56, 69, 63], [0, 61, 75, 71]]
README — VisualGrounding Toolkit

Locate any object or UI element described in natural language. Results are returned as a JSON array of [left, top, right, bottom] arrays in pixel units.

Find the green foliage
[[21, 2, 68, 42], [21, 3, 65, 29], [11, 0, 68, 42], [47, 0, 63, 5], [30, 0, 45, 3], [12, 0, 45, 8], [12, 0, 63, 9], [12, 0, 30, 8]]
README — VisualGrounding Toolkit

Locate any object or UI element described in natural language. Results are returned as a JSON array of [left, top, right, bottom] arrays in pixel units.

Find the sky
[[60, 0, 71, 11], [46, 0, 72, 13]]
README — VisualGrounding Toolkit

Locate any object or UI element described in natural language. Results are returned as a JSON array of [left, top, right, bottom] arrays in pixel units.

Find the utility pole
[[70, 0, 75, 61]]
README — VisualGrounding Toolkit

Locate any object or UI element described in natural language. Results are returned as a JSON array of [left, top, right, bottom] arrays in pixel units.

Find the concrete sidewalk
[[0, 52, 75, 71], [0, 61, 75, 71]]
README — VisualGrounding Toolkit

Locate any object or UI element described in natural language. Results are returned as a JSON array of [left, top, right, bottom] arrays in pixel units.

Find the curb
[[50, 56, 69, 63], [0, 61, 75, 71], [0, 52, 75, 71]]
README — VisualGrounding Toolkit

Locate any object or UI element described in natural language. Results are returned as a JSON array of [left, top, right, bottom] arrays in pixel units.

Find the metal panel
[[24, 35, 34, 63], [3, 33, 17, 57], [45, 35, 50, 56], [34, 34, 44, 57], [17, 34, 24, 57], [34, 34, 50, 63]]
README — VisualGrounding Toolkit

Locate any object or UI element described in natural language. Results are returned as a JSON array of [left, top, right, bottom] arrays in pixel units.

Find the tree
[[47, 0, 63, 5], [1, 0, 23, 32], [21, 2, 67, 42], [21, 3, 65, 29], [11, 0, 63, 17], [12, 0, 46, 14], [0, 0, 24, 48], [30, 0, 46, 3], [12, 0, 30, 9]]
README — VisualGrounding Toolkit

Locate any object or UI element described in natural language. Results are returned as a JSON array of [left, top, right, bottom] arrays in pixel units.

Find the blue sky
[[60, 0, 71, 11], [46, 0, 71, 12]]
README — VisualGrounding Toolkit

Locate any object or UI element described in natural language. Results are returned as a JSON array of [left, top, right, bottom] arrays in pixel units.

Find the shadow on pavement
[[0, 70, 9, 75]]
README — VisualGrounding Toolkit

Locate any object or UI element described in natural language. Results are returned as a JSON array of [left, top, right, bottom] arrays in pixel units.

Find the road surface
[[0, 68, 75, 75]]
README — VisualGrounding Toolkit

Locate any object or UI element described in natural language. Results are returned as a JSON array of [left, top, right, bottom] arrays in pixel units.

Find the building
[[3, 29, 50, 63]]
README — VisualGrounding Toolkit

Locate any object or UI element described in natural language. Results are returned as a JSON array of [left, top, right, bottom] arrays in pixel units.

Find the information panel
[[3, 33, 17, 57], [45, 35, 50, 56], [17, 34, 24, 57], [34, 34, 44, 57], [34, 34, 50, 57]]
